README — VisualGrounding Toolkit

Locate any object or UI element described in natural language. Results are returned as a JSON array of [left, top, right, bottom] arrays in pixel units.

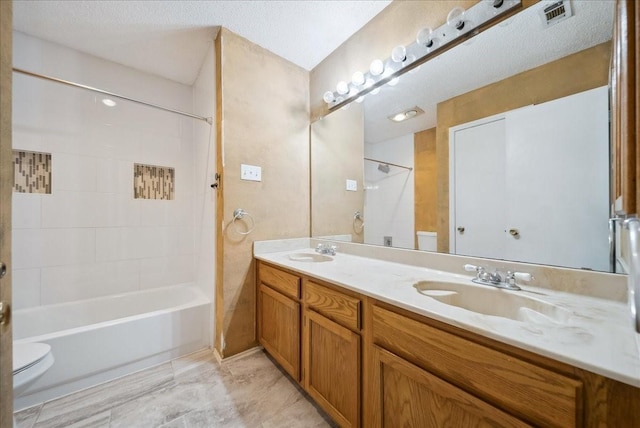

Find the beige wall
[[414, 128, 437, 245], [216, 28, 310, 357], [311, 105, 364, 241], [436, 42, 611, 252], [310, 0, 477, 120], [0, 0, 12, 423]]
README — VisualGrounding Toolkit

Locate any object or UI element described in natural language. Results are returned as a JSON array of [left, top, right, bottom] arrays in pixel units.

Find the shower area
[[11, 32, 216, 409], [363, 134, 414, 249]]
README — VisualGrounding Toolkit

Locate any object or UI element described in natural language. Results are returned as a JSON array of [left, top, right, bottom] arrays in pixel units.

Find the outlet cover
[[346, 179, 358, 191], [241, 164, 262, 182]]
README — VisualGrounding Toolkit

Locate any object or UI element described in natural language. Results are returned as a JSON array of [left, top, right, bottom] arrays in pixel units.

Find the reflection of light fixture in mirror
[[416, 27, 434, 48], [388, 106, 424, 122], [102, 98, 117, 107], [388, 77, 400, 87], [447, 6, 466, 30], [391, 45, 407, 63], [370, 59, 384, 76]]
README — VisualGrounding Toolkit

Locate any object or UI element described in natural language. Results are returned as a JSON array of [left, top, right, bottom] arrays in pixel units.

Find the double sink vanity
[[254, 238, 640, 427]]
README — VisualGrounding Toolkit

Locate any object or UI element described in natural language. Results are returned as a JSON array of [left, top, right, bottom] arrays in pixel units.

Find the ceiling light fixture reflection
[[102, 98, 117, 107], [388, 106, 424, 123]]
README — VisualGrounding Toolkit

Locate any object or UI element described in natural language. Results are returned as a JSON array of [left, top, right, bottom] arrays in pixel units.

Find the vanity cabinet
[[368, 304, 581, 427], [257, 262, 301, 381], [303, 280, 362, 428]]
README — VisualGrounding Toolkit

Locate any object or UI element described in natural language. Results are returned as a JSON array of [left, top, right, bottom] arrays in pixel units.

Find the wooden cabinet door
[[258, 283, 300, 380], [371, 346, 531, 428], [305, 309, 360, 428]]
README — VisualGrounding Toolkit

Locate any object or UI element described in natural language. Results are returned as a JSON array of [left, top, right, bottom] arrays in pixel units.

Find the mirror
[[310, 1, 616, 272]]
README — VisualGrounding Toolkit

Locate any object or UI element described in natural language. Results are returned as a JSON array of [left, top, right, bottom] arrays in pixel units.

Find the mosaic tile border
[[134, 163, 175, 200], [13, 150, 52, 194]]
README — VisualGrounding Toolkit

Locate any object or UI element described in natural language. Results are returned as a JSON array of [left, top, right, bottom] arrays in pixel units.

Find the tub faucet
[[316, 243, 337, 256]]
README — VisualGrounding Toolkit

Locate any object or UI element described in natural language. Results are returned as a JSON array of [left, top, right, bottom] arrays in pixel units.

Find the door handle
[[509, 228, 520, 237], [457, 226, 465, 233]]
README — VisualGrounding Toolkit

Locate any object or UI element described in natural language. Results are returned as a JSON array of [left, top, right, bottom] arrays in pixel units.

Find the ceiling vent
[[540, 0, 573, 28]]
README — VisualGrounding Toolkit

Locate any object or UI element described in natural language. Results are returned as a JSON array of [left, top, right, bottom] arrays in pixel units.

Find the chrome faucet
[[464, 264, 532, 291], [316, 243, 337, 256]]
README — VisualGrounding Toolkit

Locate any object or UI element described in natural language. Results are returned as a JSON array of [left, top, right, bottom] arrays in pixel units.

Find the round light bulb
[[370, 59, 384, 76], [348, 87, 359, 98], [447, 7, 466, 30], [336, 81, 349, 95], [416, 27, 434, 48], [388, 77, 400, 87], [355, 96, 365, 103], [323, 91, 335, 104], [371, 87, 381, 95], [364, 78, 375, 89], [351, 71, 365, 86], [391, 45, 406, 63], [392, 113, 405, 122], [405, 109, 418, 119]]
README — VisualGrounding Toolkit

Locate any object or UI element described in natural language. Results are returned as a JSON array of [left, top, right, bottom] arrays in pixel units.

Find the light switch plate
[[346, 179, 358, 191], [241, 164, 262, 182]]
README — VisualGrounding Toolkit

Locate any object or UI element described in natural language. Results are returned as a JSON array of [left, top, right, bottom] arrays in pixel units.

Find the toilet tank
[[417, 231, 437, 251]]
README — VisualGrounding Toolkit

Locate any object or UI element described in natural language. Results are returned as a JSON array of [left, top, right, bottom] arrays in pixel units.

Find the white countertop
[[255, 245, 640, 388]]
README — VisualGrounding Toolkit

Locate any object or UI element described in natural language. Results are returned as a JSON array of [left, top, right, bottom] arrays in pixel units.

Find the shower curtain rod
[[364, 157, 413, 171], [13, 67, 213, 125]]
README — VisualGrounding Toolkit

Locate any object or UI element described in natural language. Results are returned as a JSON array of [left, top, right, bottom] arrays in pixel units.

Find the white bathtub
[[13, 284, 211, 410]]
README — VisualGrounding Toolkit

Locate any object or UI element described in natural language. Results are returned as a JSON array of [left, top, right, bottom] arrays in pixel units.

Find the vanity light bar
[[324, 0, 522, 111]]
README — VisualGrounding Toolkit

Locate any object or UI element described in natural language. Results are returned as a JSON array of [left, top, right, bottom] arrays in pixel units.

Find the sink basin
[[288, 252, 333, 263], [414, 281, 570, 324]]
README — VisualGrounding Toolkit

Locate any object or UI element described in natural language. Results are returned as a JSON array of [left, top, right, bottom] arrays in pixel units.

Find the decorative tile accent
[[134, 164, 175, 200], [13, 150, 52, 194]]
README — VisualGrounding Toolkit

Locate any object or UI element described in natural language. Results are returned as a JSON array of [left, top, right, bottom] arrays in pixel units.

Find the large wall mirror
[[311, 1, 617, 273]]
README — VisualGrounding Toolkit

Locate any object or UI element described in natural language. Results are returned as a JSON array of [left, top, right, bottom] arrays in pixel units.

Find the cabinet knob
[[509, 228, 520, 237], [457, 226, 465, 233]]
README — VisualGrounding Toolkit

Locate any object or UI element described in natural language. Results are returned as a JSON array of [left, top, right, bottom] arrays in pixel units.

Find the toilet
[[13, 342, 54, 425], [416, 231, 437, 251]]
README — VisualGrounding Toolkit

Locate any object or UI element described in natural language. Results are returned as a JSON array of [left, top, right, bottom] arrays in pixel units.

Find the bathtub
[[13, 284, 211, 410]]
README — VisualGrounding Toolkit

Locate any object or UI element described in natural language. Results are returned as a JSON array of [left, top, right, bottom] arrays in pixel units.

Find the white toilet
[[417, 231, 437, 251], [13, 342, 54, 426]]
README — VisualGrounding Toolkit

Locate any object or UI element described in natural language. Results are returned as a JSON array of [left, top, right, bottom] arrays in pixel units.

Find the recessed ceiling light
[[388, 106, 424, 123], [102, 98, 117, 107]]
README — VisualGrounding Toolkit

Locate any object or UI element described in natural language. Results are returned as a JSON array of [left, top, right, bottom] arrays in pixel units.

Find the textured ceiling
[[363, 0, 615, 144], [13, 0, 392, 85]]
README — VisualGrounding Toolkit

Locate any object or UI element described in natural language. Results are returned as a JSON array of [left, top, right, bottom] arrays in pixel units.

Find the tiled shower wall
[[11, 32, 213, 311], [364, 134, 415, 250]]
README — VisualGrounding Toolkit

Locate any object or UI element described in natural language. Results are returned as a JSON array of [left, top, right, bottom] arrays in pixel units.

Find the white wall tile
[[13, 228, 95, 269], [139, 255, 194, 290], [52, 153, 98, 192], [12, 269, 41, 310], [41, 260, 140, 305], [12, 193, 42, 229]]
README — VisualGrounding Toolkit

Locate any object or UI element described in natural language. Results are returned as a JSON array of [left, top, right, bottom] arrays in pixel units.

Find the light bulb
[[391, 45, 406, 63], [336, 81, 349, 95], [364, 78, 375, 89], [371, 87, 381, 95], [355, 96, 365, 103], [416, 27, 434, 48], [335, 96, 344, 104], [447, 7, 466, 30], [352, 71, 365, 86], [102, 98, 117, 107], [388, 77, 400, 86], [348, 87, 359, 98], [391, 113, 405, 122], [370, 59, 384, 76], [323, 91, 335, 104]]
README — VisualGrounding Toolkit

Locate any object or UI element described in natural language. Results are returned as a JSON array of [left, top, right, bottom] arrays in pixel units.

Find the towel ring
[[232, 208, 255, 235], [353, 211, 364, 234]]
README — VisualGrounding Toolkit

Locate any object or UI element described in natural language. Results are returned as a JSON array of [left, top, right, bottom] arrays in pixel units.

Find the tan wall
[[0, 1, 12, 423], [216, 28, 310, 357], [309, 0, 477, 121], [311, 105, 364, 241], [414, 128, 437, 246], [436, 42, 612, 253]]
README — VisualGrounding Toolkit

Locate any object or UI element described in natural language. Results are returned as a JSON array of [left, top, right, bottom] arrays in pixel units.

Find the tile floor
[[15, 349, 336, 428]]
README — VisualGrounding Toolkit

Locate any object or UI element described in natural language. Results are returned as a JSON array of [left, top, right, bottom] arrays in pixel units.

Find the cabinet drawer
[[305, 280, 361, 331], [258, 262, 300, 299], [372, 305, 582, 428]]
